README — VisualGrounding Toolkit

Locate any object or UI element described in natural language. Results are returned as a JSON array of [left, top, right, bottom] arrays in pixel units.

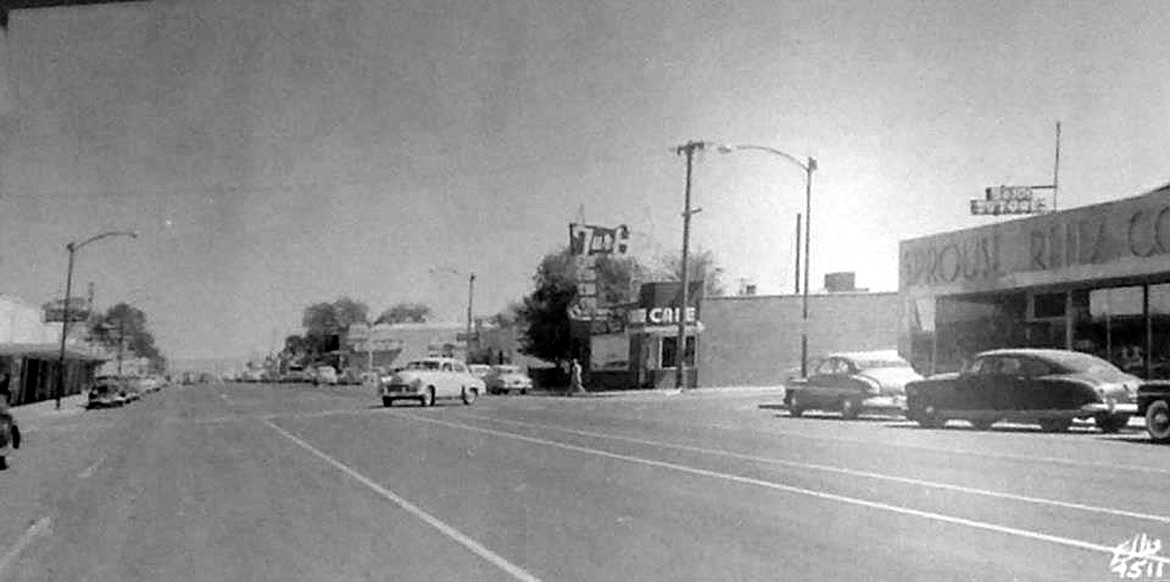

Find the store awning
[[0, 343, 109, 361]]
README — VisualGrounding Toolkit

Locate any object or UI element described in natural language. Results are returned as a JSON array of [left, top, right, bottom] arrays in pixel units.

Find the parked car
[[905, 348, 1139, 432], [87, 376, 130, 409], [785, 350, 920, 419], [1137, 381, 1170, 443], [336, 368, 363, 385], [469, 364, 492, 379], [313, 365, 339, 386], [379, 357, 485, 407], [281, 368, 312, 384], [485, 364, 533, 395]]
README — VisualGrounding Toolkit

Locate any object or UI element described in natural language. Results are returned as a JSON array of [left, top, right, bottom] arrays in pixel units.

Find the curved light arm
[[72, 230, 138, 252], [715, 143, 816, 174]]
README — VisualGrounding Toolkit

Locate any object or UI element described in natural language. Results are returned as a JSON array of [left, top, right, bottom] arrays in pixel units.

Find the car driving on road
[[484, 364, 533, 395], [905, 348, 1139, 432], [379, 357, 485, 407], [785, 350, 921, 419]]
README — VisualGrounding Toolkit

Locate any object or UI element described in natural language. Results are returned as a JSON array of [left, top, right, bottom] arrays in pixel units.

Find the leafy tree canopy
[[655, 248, 725, 297], [88, 302, 165, 370], [374, 302, 433, 325]]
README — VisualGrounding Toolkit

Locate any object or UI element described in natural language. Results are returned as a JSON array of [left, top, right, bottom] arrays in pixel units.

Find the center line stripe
[[391, 411, 1170, 565], [259, 418, 542, 582]]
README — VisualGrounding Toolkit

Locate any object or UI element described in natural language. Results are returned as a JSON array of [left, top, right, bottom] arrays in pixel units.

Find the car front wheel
[[420, 387, 436, 407], [840, 398, 860, 420], [788, 391, 805, 417], [462, 387, 477, 405], [1146, 400, 1170, 443], [1095, 412, 1129, 434], [913, 405, 945, 429], [382, 397, 394, 408]]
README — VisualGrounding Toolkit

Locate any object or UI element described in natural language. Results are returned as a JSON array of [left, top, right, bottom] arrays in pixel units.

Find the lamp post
[[55, 230, 137, 409], [714, 144, 817, 377], [430, 267, 476, 360]]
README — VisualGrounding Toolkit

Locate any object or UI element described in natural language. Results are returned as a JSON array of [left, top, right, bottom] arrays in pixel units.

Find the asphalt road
[[3, 382, 1169, 581]]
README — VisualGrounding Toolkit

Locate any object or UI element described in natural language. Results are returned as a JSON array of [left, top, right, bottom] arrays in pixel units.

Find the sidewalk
[[528, 385, 787, 399], [10, 393, 89, 426]]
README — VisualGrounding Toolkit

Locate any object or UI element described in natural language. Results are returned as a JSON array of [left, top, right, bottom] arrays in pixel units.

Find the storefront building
[[900, 182, 1170, 377]]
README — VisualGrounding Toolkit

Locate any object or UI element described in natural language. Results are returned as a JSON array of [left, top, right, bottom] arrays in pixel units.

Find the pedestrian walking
[[569, 358, 585, 395], [0, 372, 16, 471]]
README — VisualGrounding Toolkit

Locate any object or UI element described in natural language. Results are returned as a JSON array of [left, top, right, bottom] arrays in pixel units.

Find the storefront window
[[1083, 286, 1145, 375], [1149, 284, 1170, 379], [661, 336, 696, 368], [932, 293, 1026, 372]]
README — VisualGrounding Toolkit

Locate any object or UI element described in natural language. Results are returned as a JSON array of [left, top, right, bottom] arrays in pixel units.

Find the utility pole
[[466, 272, 476, 360], [673, 141, 705, 390], [794, 213, 802, 295]]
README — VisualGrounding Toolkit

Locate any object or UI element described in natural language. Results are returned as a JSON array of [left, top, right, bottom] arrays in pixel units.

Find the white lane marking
[[78, 457, 104, 480], [519, 407, 1170, 475], [391, 411, 1170, 565], [259, 418, 542, 582], [455, 413, 1170, 525], [0, 517, 52, 578]]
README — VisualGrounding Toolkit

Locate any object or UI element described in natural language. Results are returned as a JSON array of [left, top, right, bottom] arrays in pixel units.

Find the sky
[[0, 0, 1167, 363]]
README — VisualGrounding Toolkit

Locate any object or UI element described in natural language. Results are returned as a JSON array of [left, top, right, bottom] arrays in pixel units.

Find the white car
[[313, 365, 339, 386], [485, 365, 533, 395], [380, 357, 485, 407]]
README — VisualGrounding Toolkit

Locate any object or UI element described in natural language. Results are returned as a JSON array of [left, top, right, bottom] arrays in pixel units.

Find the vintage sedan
[[905, 348, 1139, 432], [484, 365, 533, 395], [785, 350, 921, 419], [379, 357, 485, 407]]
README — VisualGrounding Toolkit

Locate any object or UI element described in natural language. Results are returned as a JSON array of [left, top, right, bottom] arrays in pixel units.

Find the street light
[[55, 230, 138, 409], [429, 266, 477, 360], [714, 143, 817, 378]]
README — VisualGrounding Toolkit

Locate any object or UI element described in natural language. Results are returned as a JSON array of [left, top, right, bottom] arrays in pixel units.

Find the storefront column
[[1064, 291, 1074, 350], [1146, 285, 1153, 379]]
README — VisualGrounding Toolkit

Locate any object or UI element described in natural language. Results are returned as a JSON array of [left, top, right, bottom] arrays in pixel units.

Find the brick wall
[[698, 292, 900, 387]]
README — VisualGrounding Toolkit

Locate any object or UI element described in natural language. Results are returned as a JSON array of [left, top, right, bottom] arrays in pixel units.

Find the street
[[2, 383, 1169, 581]]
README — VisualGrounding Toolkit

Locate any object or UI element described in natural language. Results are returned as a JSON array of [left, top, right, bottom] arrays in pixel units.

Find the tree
[[516, 247, 647, 366], [487, 300, 524, 328], [88, 302, 165, 372], [374, 302, 433, 325], [656, 248, 725, 297], [301, 297, 370, 361]]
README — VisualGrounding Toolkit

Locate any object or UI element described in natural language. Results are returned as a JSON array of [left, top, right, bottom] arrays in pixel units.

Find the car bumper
[[1080, 402, 1139, 415], [381, 385, 420, 397], [860, 395, 907, 412]]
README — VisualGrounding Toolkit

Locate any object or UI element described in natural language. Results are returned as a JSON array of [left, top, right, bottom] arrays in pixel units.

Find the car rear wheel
[[1095, 412, 1129, 434], [420, 387, 436, 407], [840, 399, 860, 420], [1038, 418, 1072, 433], [382, 397, 394, 408], [462, 387, 477, 405], [1146, 400, 1170, 443]]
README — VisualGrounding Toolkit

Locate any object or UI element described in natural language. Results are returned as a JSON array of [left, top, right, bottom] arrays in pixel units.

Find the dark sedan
[[905, 349, 1139, 432], [785, 350, 922, 419]]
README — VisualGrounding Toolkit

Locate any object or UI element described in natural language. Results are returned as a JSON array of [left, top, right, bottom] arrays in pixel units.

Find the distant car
[[785, 350, 921, 419], [485, 365, 533, 395], [336, 368, 363, 385], [313, 366, 338, 386], [281, 369, 311, 384], [468, 364, 492, 379], [379, 357, 485, 407], [905, 348, 1139, 432], [88, 376, 130, 409]]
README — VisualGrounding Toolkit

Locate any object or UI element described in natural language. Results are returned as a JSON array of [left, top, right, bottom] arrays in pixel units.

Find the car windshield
[[404, 361, 442, 371]]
